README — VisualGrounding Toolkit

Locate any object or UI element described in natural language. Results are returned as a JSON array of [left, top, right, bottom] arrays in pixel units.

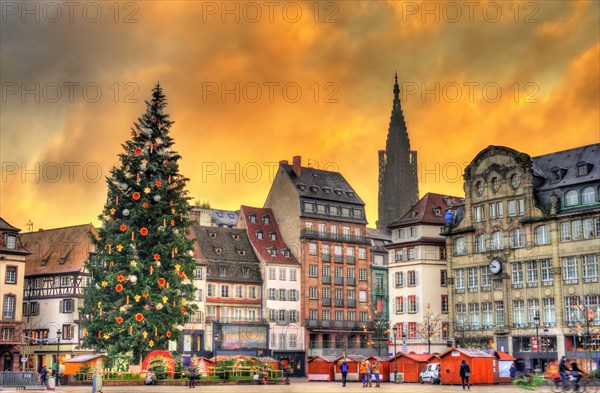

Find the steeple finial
[[393, 72, 400, 102]]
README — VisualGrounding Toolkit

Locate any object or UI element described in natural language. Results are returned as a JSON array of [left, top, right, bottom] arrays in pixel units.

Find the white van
[[419, 363, 440, 384]]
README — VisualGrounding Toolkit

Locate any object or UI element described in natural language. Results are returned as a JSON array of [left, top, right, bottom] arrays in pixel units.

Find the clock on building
[[489, 258, 502, 275]]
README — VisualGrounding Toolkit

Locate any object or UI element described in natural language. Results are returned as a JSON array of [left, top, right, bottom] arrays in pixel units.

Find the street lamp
[[543, 327, 549, 370], [534, 315, 540, 373], [55, 329, 61, 386], [392, 325, 398, 383]]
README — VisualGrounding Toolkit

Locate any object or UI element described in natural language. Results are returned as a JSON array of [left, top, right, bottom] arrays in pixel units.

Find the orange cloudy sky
[[1, 0, 599, 231]]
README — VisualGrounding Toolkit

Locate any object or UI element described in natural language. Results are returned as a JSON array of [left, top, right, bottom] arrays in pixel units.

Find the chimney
[[279, 160, 289, 165], [292, 156, 302, 177]]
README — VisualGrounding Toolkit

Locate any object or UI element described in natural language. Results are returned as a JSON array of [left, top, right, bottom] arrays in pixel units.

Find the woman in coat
[[459, 360, 471, 390]]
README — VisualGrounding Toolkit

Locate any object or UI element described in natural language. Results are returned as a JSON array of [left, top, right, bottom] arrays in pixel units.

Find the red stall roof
[[439, 348, 494, 359]]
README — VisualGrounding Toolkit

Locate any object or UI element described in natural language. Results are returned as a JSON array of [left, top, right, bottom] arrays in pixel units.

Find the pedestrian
[[284, 366, 291, 385], [262, 365, 269, 385], [559, 356, 569, 389], [40, 366, 47, 385], [509, 363, 516, 380], [365, 360, 372, 387], [188, 365, 196, 388], [340, 360, 348, 387], [360, 360, 367, 387], [459, 360, 471, 390], [373, 360, 381, 387], [570, 359, 586, 392]]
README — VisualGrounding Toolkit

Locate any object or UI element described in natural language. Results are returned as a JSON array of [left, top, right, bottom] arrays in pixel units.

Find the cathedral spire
[[377, 73, 420, 231]]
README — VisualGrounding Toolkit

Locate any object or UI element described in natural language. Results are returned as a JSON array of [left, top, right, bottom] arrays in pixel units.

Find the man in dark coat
[[40, 366, 47, 385], [188, 365, 196, 388], [459, 360, 471, 390], [340, 360, 348, 387]]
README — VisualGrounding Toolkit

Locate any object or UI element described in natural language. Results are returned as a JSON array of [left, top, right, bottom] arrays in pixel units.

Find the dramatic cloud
[[1, 0, 598, 230]]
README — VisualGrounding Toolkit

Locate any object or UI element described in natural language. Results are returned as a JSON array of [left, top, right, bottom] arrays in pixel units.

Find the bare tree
[[416, 306, 443, 353]]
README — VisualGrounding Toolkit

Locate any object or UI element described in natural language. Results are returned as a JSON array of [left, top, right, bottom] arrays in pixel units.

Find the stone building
[[366, 228, 391, 356], [0, 218, 30, 371], [264, 156, 373, 359], [377, 74, 419, 231], [237, 206, 305, 375], [443, 144, 600, 371], [387, 193, 462, 355]]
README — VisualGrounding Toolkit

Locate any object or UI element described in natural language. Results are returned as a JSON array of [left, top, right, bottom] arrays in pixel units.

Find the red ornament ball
[[134, 148, 143, 156], [132, 192, 141, 200], [140, 228, 148, 236]]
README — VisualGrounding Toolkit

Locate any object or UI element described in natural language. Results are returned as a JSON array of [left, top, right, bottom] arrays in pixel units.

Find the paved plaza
[[0, 380, 541, 393]]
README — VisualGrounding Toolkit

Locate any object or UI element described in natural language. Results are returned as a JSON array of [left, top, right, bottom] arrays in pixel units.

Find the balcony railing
[[322, 254, 331, 262], [322, 276, 331, 284], [335, 298, 344, 307], [301, 229, 370, 245], [347, 277, 356, 286], [322, 298, 331, 306], [347, 299, 356, 307], [346, 256, 356, 264], [305, 319, 374, 330], [334, 255, 343, 263], [334, 277, 344, 285]]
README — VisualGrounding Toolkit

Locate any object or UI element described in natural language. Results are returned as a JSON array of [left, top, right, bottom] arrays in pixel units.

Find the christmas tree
[[81, 84, 197, 359]]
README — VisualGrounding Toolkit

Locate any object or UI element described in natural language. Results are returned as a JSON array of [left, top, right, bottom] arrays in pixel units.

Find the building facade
[[237, 206, 305, 375], [367, 228, 391, 356], [20, 224, 96, 374], [0, 218, 30, 371], [377, 74, 419, 231], [264, 156, 373, 360], [443, 144, 600, 372], [191, 226, 266, 357], [387, 193, 462, 355]]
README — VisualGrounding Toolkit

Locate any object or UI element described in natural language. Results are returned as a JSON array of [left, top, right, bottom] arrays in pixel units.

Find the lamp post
[[392, 325, 398, 383], [543, 327, 549, 370], [534, 315, 540, 373], [55, 329, 61, 386]]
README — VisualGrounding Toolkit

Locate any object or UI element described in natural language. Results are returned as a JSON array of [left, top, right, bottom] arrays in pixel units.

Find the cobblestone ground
[[0, 379, 544, 393]]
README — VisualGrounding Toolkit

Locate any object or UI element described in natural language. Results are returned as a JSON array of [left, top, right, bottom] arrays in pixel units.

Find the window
[[526, 261, 538, 286], [408, 271, 417, 286], [358, 248, 366, 260], [395, 272, 405, 287], [562, 257, 578, 283], [1, 328, 15, 341], [481, 267, 491, 289], [248, 214, 256, 223], [510, 173, 520, 189], [585, 296, 600, 325], [359, 269, 367, 281], [59, 276, 72, 287], [495, 301, 505, 327], [330, 206, 338, 215], [304, 202, 314, 213], [305, 222, 313, 232], [489, 202, 504, 219], [360, 311, 368, 322], [582, 187, 596, 204], [475, 181, 483, 196], [469, 303, 480, 328], [408, 322, 417, 339], [441, 270, 448, 287], [482, 303, 493, 327], [347, 311, 355, 321], [353, 209, 362, 219], [454, 237, 467, 256], [543, 298, 556, 326], [249, 286, 257, 299], [269, 288, 276, 300], [318, 223, 326, 236], [195, 268, 203, 280], [242, 268, 249, 278], [221, 285, 229, 297], [289, 269, 297, 281], [560, 221, 571, 241], [289, 290, 298, 301], [513, 300, 525, 326], [61, 299, 74, 313], [219, 266, 226, 276], [396, 297, 404, 314], [277, 289, 286, 301], [331, 225, 338, 238], [491, 230, 504, 250], [5, 266, 16, 284], [455, 269, 465, 291], [359, 290, 367, 302], [207, 284, 214, 297], [583, 254, 598, 282], [564, 190, 579, 207], [269, 232, 277, 241], [62, 324, 73, 340], [267, 248, 277, 257], [3, 295, 15, 319], [395, 249, 404, 262], [572, 220, 583, 240], [512, 263, 523, 287], [255, 230, 263, 240], [475, 234, 486, 253], [347, 289, 355, 299], [408, 296, 417, 313], [534, 225, 550, 245], [341, 208, 350, 217], [456, 304, 467, 326], [541, 259, 553, 285], [491, 177, 500, 192], [268, 267, 276, 280], [467, 268, 478, 291], [308, 243, 317, 255], [509, 228, 525, 248], [584, 218, 595, 239], [565, 297, 580, 325], [308, 287, 317, 299], [317, 204, 327, 214], [408, 248, 417, 260], [441, 295, 448, 314], [528, 299, 539, 325], [289, 311, 298, 323], [322, 310, 330, 320], [309, 309, 317, 320], [279, 268, 286, 281], [4, 234, 17, 250], [474, 206, 485, 222]]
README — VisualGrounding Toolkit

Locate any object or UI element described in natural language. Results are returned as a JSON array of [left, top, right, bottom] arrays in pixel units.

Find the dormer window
[[346, 191, 355, 198], [309, 186, 319, 192], [255, 230, 263, 240], [219, 266, 226, 276], [269, 232, 277, 241], [209, 232, 217, 238], [248, 214, 256, 223], [334, 189, 343, 196], [232, 234, 240, 240], [216, 212, 223, 217], [411, 211, 419, 218], [59, 258, 66, 265], [433, 207, 442, 216], [322, 187, 331, 194], [214, 247, 222, 254], [551, 166, 567, 182], [261, 215, 270, 224], [228, 213, 235, 219], [4, 234, 17, 250], [242, 267, 250, 278], [41, 259, 48, 266], [282, 249, 290, 258], [267, 248, 277, 257], [238, 250, 246, 256], [576, 161, 592, 177], [297, 184, 306, 191]]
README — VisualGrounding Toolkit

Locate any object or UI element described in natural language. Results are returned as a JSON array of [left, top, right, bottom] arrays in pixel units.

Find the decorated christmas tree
[[81, 84, 197, 359]]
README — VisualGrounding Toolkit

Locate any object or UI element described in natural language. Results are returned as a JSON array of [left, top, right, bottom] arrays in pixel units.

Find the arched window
[[509, 228, 525, 248], [475, 234, 486, 253], [454, 237, 467, 256], [491, 231, 504, 250], [581, 187, 596, 204], [564, 190, 579, 207], [534, 225, 550, 245]]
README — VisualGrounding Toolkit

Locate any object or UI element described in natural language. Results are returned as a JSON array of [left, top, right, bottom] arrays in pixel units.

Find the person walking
[[365, 360, 372, 387], [340, 360, 348, 387], [360, 360, 367, 387], [559, 356, 569, 389], [188, 365, 196, 388], [509, 363, 516, 380], [40, 366, 47, 385], [373, 360, 381, 387], [570, 359, 586, 392], [459, 360, 471, 390], [262, 365, 269, 385]]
